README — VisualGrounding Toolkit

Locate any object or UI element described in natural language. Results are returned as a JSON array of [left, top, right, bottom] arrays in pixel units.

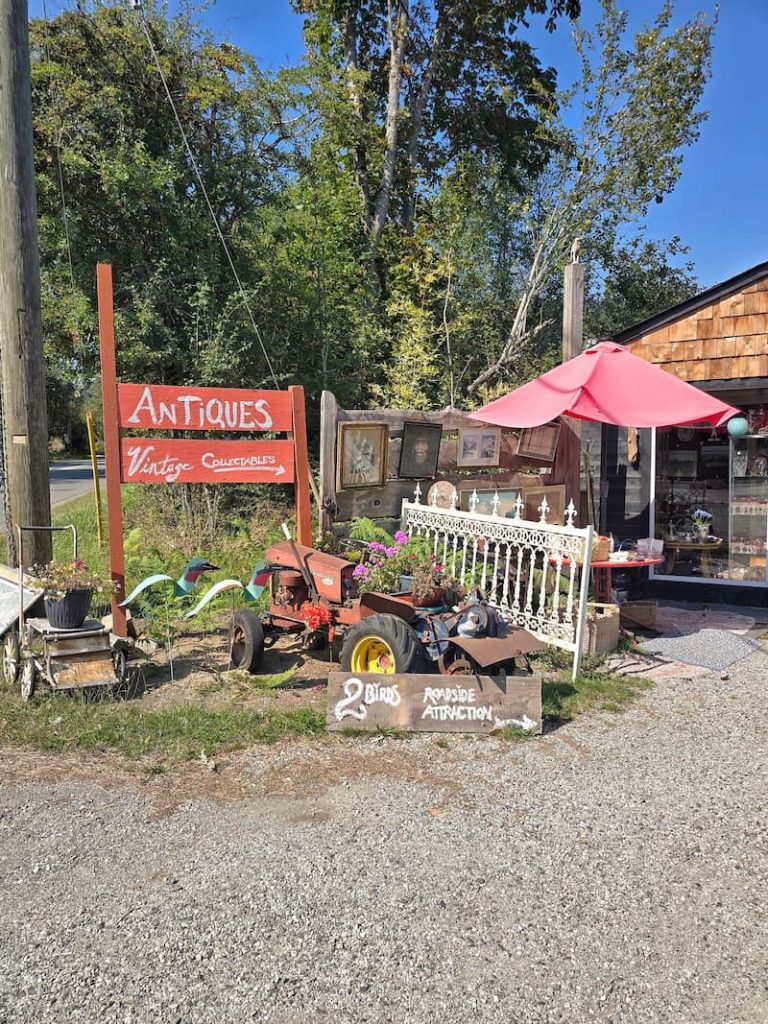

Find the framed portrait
[[516, 422, 561, 462], [336, 422, 389, 490], [399, 421, 442, 479], [457, 427, 501, 468], [460, 486, 523, 517]]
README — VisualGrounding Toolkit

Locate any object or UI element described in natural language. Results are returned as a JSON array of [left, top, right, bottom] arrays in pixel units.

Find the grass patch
[[542, 669, 653, 724], [0, 690, 325, 763], [200, 666, 299, 698]]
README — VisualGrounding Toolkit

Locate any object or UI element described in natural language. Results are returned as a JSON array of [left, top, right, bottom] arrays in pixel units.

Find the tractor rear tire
[[230, 610, 265, 674], [340, 613, 425, 675]]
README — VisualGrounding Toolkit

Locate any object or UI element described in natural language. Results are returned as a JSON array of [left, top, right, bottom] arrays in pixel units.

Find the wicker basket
[[591, 535, 611, 562], [582, 602, 620, 655], [619, 600, 657, 628]]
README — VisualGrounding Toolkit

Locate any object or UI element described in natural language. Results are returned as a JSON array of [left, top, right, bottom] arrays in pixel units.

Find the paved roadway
[[49, 458, 105, 507]]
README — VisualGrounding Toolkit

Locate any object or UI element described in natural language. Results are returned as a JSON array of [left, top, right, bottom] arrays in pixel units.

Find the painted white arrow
[[493, 714, 538, 732]]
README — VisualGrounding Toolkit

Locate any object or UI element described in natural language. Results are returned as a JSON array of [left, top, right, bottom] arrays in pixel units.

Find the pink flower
[[352, 564, 370, 579], [394, 531, 409, 545], [385, 546, 397, 557]]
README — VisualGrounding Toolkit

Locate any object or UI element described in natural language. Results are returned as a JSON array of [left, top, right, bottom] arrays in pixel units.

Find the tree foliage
[[30, 0, 714, 458]]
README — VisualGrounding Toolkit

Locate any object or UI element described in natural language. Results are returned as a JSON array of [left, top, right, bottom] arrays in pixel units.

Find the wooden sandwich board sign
[[326, 672, 542, 734], [97, 263, 312, 637]]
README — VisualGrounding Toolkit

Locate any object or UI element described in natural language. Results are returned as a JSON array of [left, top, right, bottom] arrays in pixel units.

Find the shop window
[[653, 407, 768, 586]]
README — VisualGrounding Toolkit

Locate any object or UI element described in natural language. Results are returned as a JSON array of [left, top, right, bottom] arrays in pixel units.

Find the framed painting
[[665, 449, 698, 479], [336, 422, 389, 490], [516, 422, 561, 462], [460, 486, 523, 518], [523, 484, 566, 525], [399, 421, 442, 479], [457, 427, 501, 468]]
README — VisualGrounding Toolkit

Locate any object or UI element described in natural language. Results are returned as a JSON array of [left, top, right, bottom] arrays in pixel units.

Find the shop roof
[[614, 260, 768, 346]]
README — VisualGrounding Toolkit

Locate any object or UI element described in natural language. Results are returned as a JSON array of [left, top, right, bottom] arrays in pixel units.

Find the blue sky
[[30, 0, 768, 290]]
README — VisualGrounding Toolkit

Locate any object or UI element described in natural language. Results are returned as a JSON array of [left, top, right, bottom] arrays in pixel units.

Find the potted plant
[[353, 532, 458, 606], [27, 560, 117, 630], [691, 508, 713, 541]]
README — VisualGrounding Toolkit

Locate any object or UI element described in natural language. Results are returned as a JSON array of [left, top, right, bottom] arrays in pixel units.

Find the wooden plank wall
[[628, 277, 768, 381], [319, 392, 581, 534]]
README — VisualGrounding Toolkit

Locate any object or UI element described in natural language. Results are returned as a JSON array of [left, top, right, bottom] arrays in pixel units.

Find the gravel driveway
[[1, 643, 767, 1024]]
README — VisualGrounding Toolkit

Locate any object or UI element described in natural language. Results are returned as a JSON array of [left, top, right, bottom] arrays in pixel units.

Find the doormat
[[638, 629, 762, 671]]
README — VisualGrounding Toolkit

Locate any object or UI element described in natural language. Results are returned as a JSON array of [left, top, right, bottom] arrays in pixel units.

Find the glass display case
[[728, 435, 768, 583]]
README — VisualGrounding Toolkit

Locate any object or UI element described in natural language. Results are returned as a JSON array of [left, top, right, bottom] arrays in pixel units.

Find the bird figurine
[[183, 560, 273, 619], [120, 556, 220, 607]]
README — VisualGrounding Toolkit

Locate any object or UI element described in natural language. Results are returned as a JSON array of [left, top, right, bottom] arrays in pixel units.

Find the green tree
[[465, 0, 714, 392], [294, 0, 580, 269], [31, 2, 303, 399]]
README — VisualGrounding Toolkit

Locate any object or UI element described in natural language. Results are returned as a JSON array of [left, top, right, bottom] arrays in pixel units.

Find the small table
[[664, 539, 722, 576], [587, 558, 665, 604], [550, 557, 664, 604]]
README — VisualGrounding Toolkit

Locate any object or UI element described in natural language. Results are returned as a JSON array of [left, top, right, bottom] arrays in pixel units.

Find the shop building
[[590, 261, 768, 603]]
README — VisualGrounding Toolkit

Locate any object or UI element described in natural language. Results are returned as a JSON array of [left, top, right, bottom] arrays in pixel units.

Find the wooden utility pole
[[562, 240, 586, 523], [0, 0, 52, 566], [562, 239, 585, 362]]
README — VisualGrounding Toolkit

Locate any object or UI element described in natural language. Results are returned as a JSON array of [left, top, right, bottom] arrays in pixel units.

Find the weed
[[496, 726, 534, 741], [542, 670, 653, 724]]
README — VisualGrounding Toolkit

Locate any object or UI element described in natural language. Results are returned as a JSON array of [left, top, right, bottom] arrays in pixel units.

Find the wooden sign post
[[327, 672, 542, 734], [96, 263, 312, 636]]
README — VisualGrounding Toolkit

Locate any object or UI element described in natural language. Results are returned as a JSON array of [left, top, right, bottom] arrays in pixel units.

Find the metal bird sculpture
[[120, 556, 220, 608], [183, 561, 272, 619]]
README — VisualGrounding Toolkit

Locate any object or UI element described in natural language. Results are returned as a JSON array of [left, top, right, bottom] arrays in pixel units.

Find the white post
[[571, 523, 594, 682]]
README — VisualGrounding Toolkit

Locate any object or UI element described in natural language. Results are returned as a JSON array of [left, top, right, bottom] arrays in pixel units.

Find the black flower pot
[[45, 589, 92, 630]]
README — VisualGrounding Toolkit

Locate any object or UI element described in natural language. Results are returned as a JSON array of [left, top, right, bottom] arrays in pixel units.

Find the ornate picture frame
[[336, 422, 389, 490]]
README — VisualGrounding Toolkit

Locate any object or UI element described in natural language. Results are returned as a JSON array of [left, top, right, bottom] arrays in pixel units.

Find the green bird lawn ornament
[[120, 557, 220, 607], [183, 561, 272, 619]]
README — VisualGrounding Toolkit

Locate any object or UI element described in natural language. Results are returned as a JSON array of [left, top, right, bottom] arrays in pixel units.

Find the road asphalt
[[49, 458, 105, 508]]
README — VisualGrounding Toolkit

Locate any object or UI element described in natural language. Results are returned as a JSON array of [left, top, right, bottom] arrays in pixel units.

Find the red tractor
[[229, 534, 543, 678]]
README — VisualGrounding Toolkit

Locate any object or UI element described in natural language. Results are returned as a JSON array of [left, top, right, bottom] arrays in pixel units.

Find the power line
[[131, 2, 280, 390], [41, 0, 75, 289]]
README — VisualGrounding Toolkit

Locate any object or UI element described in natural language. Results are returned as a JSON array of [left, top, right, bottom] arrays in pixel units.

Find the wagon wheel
[[20, 656, 36, 702], [437, 649, 476, 676], [2, 632, 20, 685], [112, 646, 129, 690]]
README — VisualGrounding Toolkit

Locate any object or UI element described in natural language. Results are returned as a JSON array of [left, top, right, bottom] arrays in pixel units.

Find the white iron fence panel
[[401, 488, 592, 681]]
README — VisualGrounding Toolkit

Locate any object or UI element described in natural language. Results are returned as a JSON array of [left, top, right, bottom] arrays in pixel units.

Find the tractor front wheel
[[340, 614, 425, 675]]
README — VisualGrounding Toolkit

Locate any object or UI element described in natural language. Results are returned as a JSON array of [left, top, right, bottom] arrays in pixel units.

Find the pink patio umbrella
[[470, 341, 739, 429]]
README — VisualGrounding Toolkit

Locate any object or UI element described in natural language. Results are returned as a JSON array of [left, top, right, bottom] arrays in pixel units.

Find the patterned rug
[[637, 628, 762, 672]]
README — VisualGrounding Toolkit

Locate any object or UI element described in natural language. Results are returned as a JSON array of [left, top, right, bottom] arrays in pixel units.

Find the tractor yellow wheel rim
[[350, 636, 396, 674]]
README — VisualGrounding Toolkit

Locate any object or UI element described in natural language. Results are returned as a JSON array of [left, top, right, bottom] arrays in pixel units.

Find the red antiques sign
[[117, 384, 292, 433], [120, 438, 295, 484], [97, 263, 313, 638]]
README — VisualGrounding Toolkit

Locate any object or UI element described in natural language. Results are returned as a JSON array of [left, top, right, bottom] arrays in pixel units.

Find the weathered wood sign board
[[120, 438, 295, 484], [326, 672, 542, 734]]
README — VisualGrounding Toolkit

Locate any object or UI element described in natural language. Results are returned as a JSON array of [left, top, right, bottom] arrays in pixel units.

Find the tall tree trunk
[[403, 5, 446, 231], [341, 11, 372, 235], [369, 0, 409, 245]]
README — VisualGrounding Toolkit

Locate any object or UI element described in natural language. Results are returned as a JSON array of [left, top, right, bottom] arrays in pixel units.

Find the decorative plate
[[426, 480, 456, 509]]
